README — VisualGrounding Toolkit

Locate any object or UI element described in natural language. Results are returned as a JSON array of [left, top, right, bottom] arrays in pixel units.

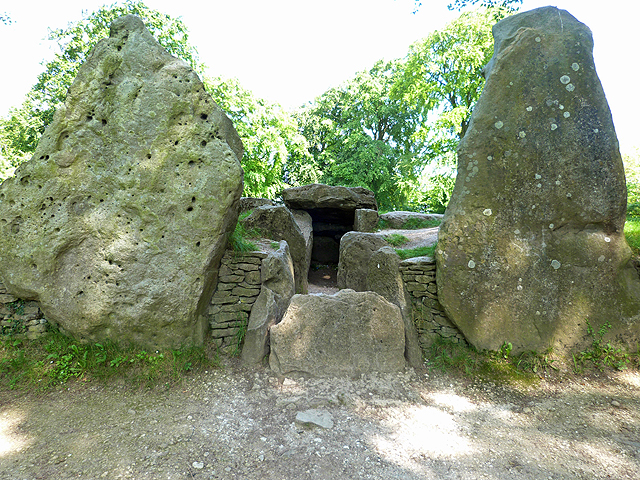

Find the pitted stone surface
[[436, 6, 640, 354], [0, 15, 243, 348]]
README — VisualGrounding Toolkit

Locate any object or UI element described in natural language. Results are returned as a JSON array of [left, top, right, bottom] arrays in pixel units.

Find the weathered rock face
[[354, 208, 379, 232], [337, 232, 389, 291], [269, 290, 406, 377], [282, 184, 377, 264], [367, 247, 423, 370], [379, 212, 443, 229], [239, 197, 275, 213], [436, 7, 640, 353], [0, 15, 244, 348], [241, 206, 312, 294], [241, 241, 295, 366]]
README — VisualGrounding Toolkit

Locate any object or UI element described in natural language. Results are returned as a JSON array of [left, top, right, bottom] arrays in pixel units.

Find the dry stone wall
[[0, 280, 48, 339], [399, 257, 466, 348], [208, 250, 267, 352]]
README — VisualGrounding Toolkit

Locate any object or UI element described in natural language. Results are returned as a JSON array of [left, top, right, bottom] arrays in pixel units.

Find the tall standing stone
[[436, 7, 640, 354], [0, 15, 244, 348]]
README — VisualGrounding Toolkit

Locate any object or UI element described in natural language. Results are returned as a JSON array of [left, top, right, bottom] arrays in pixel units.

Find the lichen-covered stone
[[269, 290, 405, 377], [337, 232, 388, 291], [0, 15, 243, 348], [436, 7, 640, 354]]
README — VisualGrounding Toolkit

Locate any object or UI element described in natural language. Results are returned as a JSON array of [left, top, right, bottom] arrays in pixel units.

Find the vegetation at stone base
[[0, 327, 219, 392], [395, 244, 437, 260], [0, 1, 201, 171], [425, 334, 639, 386], [385, 233, 410, 247], [572, 321, 633, 373]]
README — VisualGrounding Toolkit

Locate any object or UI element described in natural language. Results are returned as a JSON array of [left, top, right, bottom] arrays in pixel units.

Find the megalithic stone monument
[[436, 7, 640, 354], [0, 15, 244, 348]]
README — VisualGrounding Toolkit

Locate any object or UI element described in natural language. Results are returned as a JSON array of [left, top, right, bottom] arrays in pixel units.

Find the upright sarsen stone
[[0, 15, 244, 348], [436, 7, 640, 354]]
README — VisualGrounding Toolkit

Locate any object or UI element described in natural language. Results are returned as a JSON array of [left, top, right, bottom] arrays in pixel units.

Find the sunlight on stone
[[0, 410, 31, 457], [371, 405, 474, 472]]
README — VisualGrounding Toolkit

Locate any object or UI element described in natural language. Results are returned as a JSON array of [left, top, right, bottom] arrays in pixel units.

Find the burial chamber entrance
[[280, 184, 378, 292]]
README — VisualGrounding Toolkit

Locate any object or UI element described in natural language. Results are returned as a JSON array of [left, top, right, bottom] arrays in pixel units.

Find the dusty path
[[1, 360, 639, 480]]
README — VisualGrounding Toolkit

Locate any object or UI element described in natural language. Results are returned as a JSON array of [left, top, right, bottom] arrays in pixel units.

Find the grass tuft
[[0, 327, 220, 392], [395, 244, 436, 260]]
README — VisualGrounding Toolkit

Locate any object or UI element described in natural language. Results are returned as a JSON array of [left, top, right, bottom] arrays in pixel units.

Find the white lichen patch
[[571, 62, 580, 71], [487, 155, 493, 161], [563, 112, 570, 118], [555, 180, 561, 185], [549, 224, 554, 229], [560, 75, 571, 85], [551, 260, 561, 270], [526, 106, 533, 112], [472, 166, 479, 174], [566, 193, 572, 198], [468, 260, 476, 269], [483, 209, 492, 216], [519, 131, 526, 138], [494, 121, 504, 129], [551, 124, 558, 131], [535, 36, 541, 42], [517, 285, 523, 291], [598, 255, 605, 262], [514, 229, 520, 235], [535, 174, 542, 179], [566, 84, 575, 92], [559, 104, 564, 110], [594, 128, 599, 133], [536, 183, 542, 188], [605, 237, 611, 243]]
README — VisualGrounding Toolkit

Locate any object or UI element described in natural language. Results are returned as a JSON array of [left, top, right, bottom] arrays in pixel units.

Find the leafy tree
[[0, 1, 201, 167], [412, 0, 521, 13], [299, 60, 427, 210], [205, 76, 318, 199], [393, 8, 496, 166]]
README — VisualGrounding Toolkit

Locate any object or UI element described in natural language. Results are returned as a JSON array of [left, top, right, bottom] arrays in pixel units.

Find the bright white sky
[[0, 0, 638, 152]]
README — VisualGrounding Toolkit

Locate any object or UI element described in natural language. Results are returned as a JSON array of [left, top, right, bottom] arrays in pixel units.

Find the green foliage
[[205, 76, 318, 198], [412, 0, 521, 14], [0, 327, 219, 391], [624, 216, 640, 255], [396, 9, 496, 167], [624, 148, 640, 215], [228, 221, 258, 252], [299, 60, 427, 210], [395, 244, 436, 260], [385, 233, 410, 246], [420, 170, 456, 213], [573, 320, 631, 372], [0, 1, 201, 167]]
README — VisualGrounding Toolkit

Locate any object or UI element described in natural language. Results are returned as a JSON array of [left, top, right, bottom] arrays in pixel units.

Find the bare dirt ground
[[1, 360, 639, 480]]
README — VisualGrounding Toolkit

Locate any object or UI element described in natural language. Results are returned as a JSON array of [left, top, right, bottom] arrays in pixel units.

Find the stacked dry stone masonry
[[0, 280, 48, 339], [208, 250, 267, 352], [399, 256, 466, 348]]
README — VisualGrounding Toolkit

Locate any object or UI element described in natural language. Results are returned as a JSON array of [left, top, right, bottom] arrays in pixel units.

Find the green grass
[[395, 244, 436, 260], [385, 233, 409, 246], [625, 216, 640, 255], [228, 221, 260, 252], [0, 327, 220, 392]]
